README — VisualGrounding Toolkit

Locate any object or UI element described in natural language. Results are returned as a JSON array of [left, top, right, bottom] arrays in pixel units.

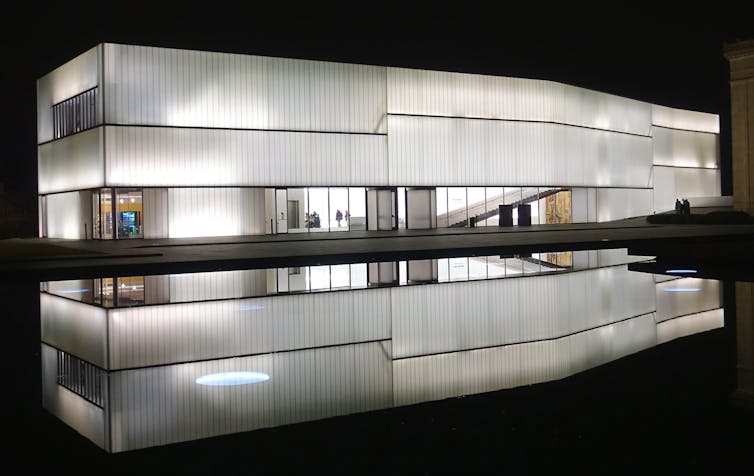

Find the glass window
[[448, 257, 468, 281], [330, 264, 350, 289], [99, 188, 113, 239], [397, 187, 406, 229], [466, 187, 485, 227], [348, 187, 366, 230], [487, 256, 506, 278], [308, 188, 329, 233], [432, 259, 447, 283], [309, 265, 330, 290], [468, 257, 487, 280], [329, 188, 349, 232], [436, 187, 448, 228], [350, 263, 367, 288], [504, 187, 522, 225], [484, 187, 504, 226], [447, 187, 467, 227], [116, 276, 145, 306]]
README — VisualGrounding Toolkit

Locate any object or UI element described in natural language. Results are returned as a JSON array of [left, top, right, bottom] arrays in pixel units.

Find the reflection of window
[[57, 350, 104, 407]]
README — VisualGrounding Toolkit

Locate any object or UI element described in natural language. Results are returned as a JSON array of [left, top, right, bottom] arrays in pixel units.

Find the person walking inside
[[336, 209, 343, 227]]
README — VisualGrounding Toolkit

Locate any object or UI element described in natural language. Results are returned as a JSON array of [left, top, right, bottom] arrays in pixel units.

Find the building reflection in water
[[39, 248, 724, 452]]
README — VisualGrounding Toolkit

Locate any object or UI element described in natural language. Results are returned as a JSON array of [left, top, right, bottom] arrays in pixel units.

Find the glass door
[[115, 189, 143, 239]]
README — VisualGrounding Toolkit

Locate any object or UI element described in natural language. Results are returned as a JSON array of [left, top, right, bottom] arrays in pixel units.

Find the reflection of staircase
[[444, 187, 565, 227], [475, 254, 570, 273]]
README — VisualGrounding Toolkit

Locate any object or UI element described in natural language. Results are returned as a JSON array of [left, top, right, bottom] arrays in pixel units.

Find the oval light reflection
[[196, 371, 270, 386]]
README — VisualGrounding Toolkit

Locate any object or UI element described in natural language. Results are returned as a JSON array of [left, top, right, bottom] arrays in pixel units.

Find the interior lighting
[[664, 287, 701, 292], [55, 288, 89, 294], [130, 198, 135, 203], [666, 269, 697, 274], [195, 371, 269, 386]]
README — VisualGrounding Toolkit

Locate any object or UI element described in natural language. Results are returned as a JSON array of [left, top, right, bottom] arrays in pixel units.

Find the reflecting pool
[[38, 248, 724, 452]]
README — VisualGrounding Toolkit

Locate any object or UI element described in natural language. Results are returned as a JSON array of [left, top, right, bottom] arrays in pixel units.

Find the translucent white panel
[[387, 68, 651, 135], [391, 265, 655, 358], [674, 167, 722, 198], [168, 270, 267, 302], [652, 104, 720, 134], [108, 288, 391, 369], [37, 45, 101, 143], [652, 166, 676, 213], [167, 188, 266, 238], [652, 127, 719, 168], [108, 341, 392, 452], [595, 188, 652, 221], [38, 127, 104, 194], [142, 188, 168, 238], [656, 308, 724, 344], [387, 115, 652, 187], [105, 126, 387, 187], [267, 56, 387, 133], [104, 44, 268, 129], [656, 278, 721, 322], [40, 293, 107, 368], [40, 344, 107, 450], [44, 190, 92, 239], [393, 313, 657, 406], [104, 44, 386, 133], [652, 166, 722, 213]]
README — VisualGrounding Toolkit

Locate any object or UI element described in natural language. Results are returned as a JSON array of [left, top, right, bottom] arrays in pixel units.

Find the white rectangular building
[[37, 43, 722, 239]]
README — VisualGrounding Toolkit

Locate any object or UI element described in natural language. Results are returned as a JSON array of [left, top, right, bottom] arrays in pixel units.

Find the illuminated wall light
[[119, 198, 124, 204], [664, 287, 702, 292], [239, 304, 264, 311], [55, 288, 89, 294], [130, 197, 135, 203], [666, 269, 697, 274], [195, 371, 270, 386]]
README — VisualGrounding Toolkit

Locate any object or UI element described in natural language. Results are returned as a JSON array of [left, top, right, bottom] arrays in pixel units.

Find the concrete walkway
[[3, 212, 754, 280]]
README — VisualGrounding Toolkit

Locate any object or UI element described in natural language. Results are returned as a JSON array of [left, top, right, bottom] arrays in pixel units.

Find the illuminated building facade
[[37, 43, 722, 239]]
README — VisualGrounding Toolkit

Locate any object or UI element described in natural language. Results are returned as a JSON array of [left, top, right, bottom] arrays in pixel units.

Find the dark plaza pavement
[[3, 213, 754, 280]]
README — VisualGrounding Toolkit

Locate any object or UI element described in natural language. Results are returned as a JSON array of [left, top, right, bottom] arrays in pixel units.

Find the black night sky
[[2, 3, 754, 229]]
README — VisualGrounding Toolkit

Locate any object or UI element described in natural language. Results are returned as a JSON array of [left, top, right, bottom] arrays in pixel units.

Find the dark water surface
[[6, 248, 752, 473]]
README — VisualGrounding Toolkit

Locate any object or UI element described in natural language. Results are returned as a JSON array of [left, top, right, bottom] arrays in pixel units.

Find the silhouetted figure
[[683, 199, 690, 215], [675, 199, 682, 215]]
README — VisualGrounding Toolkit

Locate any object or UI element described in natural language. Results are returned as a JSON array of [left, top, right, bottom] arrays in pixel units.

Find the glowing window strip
[[663, 287, 701, 292], [665, 269, 697, 274], [55, 289, 89, 294], [195, 371, 270, 386]]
